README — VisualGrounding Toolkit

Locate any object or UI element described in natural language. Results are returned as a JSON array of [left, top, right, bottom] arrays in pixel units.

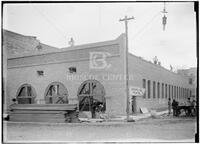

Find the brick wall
[[6, 32, 194, 115], [128, 54, 194, 112], [6, 34, 127, 115]]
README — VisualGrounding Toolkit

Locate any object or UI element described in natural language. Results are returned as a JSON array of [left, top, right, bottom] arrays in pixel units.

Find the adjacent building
[[178, 67, 197, 100]]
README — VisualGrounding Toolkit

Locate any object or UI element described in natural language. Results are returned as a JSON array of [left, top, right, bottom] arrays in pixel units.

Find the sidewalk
[[4, 109, 170, 123]]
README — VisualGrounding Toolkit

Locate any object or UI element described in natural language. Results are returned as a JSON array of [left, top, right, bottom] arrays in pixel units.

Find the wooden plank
[[10, 104, 77, 111], [10, 104, 77, 108], [10, 112, 79, 123], [11, 108, 75, 111], [9, 104, 79, 123], [10, 113, 65, 118], [10, 116, 65, 123], [10, 104, 77, 109], [11, 109, 71, 113], [9, 111, 67, 114], [10, 104, 75, 108], [10, 113, 66, 122]]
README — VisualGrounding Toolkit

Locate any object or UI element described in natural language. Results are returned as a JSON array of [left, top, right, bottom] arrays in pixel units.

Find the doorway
[[77, 80, 106, 118], [132, 96, 137, 113]]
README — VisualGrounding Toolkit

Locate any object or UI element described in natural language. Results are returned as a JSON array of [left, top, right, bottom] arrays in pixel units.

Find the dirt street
[[3, 116, 196, 142]]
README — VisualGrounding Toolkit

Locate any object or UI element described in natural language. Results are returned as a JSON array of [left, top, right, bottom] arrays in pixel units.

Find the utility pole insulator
[[119, 16, 134, 22]]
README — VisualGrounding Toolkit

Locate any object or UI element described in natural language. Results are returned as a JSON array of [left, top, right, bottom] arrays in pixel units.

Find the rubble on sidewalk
[[150, 110, 160, 119], [79, 118, 104, 123], [78, 109, 169, 123], [79, 111, 92, 119], [99, 113, 109, 119], [140, 107, 149, 114], [78, 111, 107, 123]]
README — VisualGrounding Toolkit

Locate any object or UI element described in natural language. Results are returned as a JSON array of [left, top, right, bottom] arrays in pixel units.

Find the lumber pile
[[9, 104, 79, 123]]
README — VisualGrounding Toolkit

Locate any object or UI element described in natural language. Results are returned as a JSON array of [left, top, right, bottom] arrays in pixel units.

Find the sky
[[3, 2, 197, 70]]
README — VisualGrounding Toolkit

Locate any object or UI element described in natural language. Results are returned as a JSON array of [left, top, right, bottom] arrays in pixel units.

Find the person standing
[[175, 100, 180, 116], [172, 99, 177, 116], [186, 98, 192, 116], [191, 99, 196, 116], [168, 98, 172, 115]]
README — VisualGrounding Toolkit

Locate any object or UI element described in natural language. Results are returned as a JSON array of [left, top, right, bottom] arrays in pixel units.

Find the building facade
[[4, 30, 195, 116], [177, 67, 197, 99]]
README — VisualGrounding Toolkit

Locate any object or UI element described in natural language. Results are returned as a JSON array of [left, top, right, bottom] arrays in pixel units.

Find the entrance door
[[132, 96, 137, 113], [77, 80, 106, 116]]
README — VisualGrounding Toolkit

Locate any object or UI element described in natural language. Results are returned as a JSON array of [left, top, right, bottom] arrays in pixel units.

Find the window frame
[[157, 82, 160, 99], [153, 81, 156, 99], [16, 84, 36, 104], [147, 80, 151, 99], [165, 84, 168, 99], [142, 79, 146, 99], [44, 81, 69, 104], [162, 83, 164, 99]]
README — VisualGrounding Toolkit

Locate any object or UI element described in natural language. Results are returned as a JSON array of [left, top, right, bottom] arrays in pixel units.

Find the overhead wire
[[133, 11, 161, 41], [32, 4, 163, 47], [32, 6, 67, 42]]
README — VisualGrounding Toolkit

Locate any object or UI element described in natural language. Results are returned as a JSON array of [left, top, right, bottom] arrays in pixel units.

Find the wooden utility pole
[[119, 16, 134, 122], [161, 2, 168, 31]]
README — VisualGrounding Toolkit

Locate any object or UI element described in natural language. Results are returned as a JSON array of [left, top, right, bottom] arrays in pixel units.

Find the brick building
[[3, 30, 195, 116], [177, 67, 197, 99]]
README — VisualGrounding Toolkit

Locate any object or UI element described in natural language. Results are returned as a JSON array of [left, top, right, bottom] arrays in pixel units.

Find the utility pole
[[119, 16, 134, 122], [161, 2, 168, 31]]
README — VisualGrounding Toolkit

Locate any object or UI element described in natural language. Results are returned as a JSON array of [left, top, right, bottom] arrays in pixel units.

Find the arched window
[[17, 84, 36, 104], [44, 82, 68, 104], [77, 80, 106, 112]]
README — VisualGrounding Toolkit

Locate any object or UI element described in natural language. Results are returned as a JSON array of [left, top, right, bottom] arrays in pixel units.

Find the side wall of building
[[128, 54, 194, 112]]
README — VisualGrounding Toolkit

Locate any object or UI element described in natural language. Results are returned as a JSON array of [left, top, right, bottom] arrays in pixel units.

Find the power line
[[133, 11, 161, 40], [131, 4, 158, 22], [32, 6, 66, 41]]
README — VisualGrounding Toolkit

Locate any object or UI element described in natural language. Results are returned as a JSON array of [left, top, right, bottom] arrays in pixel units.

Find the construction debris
[[79, 118, 104, 123], [140, 107, 149, 114]]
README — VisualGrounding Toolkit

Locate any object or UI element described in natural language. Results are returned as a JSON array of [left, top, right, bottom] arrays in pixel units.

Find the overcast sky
[[3, 2, 197, 70]]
